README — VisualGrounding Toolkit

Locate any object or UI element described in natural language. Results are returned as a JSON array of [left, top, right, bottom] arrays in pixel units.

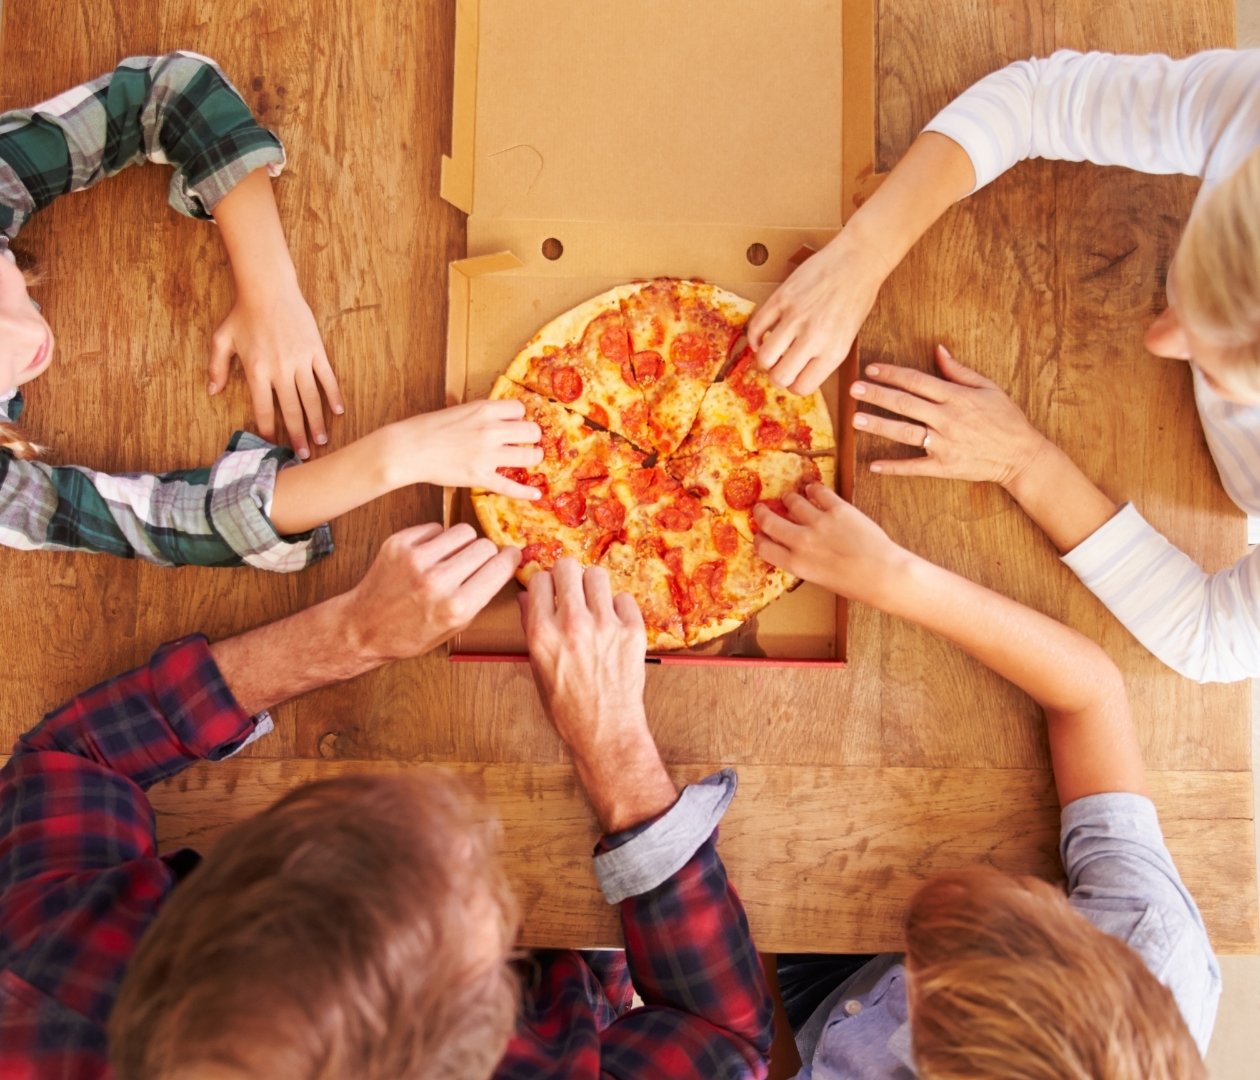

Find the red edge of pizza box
[[439, 0, 876, 666]]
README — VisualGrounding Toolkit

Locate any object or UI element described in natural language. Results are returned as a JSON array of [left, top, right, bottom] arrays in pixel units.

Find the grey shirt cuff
[[593, 768, 737, 905]]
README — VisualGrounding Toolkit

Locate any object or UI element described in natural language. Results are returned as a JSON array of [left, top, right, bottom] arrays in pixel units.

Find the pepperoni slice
[[551, 366, 583, 403], [637, 534, 667, 561], [598, 324, 629, 364], [670, 331, 713, 373], [693, 559, 727, 601], [592, 531, 619, 560], [667, 574, 695, 616], [622, 399, 649, 434], [587, 403, 610, 428], [632, 351, 664, 386], [525, 472, 550, 498], [723, 469, 762, 510], [712, 520, 739, 556], [735, 379, 766, 413], [574, 457, 609, 483], [552, 490, 587, 527], [629, 466, 665, 502], [497, 467, 528, 484], [593, 497, 626, 531], [793, 422, 814, 448], [662, 546, 685, 577], [727, 347, 755, 382], [654, 495, 703, 532], [521, 539, 564, 566], [755, 418, 786, 448]]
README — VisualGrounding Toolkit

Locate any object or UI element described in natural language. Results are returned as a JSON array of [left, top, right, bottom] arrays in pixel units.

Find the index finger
[[864, 363, 955, 404], [450, 546, 522, 620], [752, 502, 803, 545]]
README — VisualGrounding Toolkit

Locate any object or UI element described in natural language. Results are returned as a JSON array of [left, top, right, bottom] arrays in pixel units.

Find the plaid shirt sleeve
[[0, 430, 332, 571], [497, 772, 774, 1079], [0, 50, 284, 243], [0, 635, 259, 1070]]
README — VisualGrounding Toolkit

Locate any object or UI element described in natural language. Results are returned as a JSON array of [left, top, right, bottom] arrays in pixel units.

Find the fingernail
[[315, 434, 328, 445], [853, 414, 868, 428], [298, 447, 310, 460], [870, 463, 884, 473], [207, 382, 217, 395], [334, 405, 345, 415], [851, 382, 866, 397], [938, 344, 952, 359], [865, 365, 880, 377]]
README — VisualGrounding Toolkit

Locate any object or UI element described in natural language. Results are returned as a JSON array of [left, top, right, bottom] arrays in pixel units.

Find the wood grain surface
[[0, 0, 1253, 950]]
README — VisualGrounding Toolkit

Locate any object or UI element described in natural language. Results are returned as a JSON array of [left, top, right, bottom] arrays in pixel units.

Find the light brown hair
[[109, 771, 521, 1080], [1175, 146, 1260, 392], [903, 868, 1204, 1080]]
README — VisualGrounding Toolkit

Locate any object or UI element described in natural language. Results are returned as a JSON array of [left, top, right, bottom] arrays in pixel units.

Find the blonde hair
[[1175, 146, 1260, 390], [110, 772, 521, 1080], [1, 262, 45, 460], [903, 868, 1204, 1080]]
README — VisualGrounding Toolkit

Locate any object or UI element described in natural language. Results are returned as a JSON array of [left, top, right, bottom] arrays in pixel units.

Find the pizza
[[473, 278, 837, 651]]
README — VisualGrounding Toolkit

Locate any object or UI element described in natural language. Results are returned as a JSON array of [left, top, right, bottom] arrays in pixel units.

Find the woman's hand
[[210, 280, 344, 460], [753, 485, 914, 611], [747, 231, 887, 395], [388, 399, 544, 499], [853, 345, 1049, 488]]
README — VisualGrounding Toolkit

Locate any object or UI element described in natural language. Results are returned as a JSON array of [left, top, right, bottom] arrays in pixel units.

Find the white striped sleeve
[[1061, 503, 1260, 683], [923, 48, 1260, 192]]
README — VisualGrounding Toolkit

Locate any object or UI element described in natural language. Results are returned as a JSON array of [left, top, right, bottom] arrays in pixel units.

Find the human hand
[[519, 558, 676, 833], [388, 399, 544, 499], [746, 231, 887, 395], [344, 523, 520, 664], [853, 345, 1049, 488], [209, 279, 344, 460], [753, 485, 914, 611]]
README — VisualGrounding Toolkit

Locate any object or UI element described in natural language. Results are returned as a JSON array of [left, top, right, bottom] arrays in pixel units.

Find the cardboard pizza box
[[441, 0, 876, 665]]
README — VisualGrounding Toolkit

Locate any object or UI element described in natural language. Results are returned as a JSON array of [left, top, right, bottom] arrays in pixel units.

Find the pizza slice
[[504, 284, 653, 450], [599, 540, 687, 651], [670, 448, 838, 543], [678, 345, 836, 456], [618, 279, 750, 456]]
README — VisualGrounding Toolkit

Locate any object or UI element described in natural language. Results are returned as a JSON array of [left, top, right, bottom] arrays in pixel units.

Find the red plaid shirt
[[0, 635, 773, 1078]]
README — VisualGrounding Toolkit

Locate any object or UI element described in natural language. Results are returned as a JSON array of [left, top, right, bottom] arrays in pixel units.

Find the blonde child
[[755, 488, 1219, 1078], [751, 49, 1260, 682], [0, 52, 540, 571]]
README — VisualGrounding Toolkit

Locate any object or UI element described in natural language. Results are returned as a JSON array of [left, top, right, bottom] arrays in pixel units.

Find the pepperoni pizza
[[473, 278, 837, 650]]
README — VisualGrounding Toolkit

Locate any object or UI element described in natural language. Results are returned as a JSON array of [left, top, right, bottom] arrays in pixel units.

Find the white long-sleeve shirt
[[924, 49, 1260, 683]]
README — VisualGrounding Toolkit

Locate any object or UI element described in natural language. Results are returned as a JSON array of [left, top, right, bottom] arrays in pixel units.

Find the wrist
[[1001, 432, 1057, 502], [336, 584, 405, 671], [569, 723, 677, 834]]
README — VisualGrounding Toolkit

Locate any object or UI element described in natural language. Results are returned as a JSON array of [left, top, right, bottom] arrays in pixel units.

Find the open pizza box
[[441, 0, 875, 665]]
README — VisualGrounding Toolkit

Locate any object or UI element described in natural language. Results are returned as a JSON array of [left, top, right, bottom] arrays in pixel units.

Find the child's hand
[[747, 232, 885, 395], [752, 485, 913, 610], [209, 280, 344, 460], [394, 400, 544, 499]]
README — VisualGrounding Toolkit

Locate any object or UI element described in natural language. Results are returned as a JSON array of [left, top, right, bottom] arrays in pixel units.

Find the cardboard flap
[[446, 0, 846, 229]]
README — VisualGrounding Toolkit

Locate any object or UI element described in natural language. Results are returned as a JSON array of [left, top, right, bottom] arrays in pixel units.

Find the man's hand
[[384, 400, 544, 500], [753, 485, 915, 612], [343, 523, 521, 665], [853, 346, 1049, 487], [209, 280, 344, 461], [519, 559, 676, 834], [746, 229, 886, 395]]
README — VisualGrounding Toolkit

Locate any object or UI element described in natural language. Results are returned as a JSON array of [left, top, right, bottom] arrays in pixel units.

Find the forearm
[[213, 168, 300, 296], [271, 425, 399, 534], [1004, 437, 1120, 554], [570, 720, 678, 835], [209, 590, 380, 716], [832, 131, 975, 275]]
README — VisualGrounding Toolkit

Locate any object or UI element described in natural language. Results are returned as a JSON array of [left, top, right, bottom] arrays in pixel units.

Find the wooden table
[[1, 0, 1254, 953]]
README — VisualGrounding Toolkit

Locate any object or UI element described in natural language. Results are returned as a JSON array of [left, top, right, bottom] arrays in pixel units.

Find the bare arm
[[753, 488, 1146, 805]]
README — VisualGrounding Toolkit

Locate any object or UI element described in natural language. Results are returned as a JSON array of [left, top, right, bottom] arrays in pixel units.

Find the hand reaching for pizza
[[746, 232, 884, 395], [396, 399, 544, 499], [519, 558, 677, 834], [752, 485, 915, 612]]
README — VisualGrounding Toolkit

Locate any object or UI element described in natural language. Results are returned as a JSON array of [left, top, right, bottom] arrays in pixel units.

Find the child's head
[[109, 771, 521, 1080], [0, 248, 53, 391], [902, 867, 1204, 1080], [1145, 147, 1260, 403]]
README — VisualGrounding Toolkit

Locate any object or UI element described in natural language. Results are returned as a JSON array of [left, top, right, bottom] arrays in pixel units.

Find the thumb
[[934, 344, 991, 389], [207, 329, 234, 396]]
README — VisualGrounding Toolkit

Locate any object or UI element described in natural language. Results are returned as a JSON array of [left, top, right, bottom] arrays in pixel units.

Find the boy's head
[[903, 868, 1204, 1080], [1146, 146, 1260, 403], [109, 771, 521, 1080]]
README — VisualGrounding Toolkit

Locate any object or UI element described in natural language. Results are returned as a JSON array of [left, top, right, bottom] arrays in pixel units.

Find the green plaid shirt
[[0, 52, 331, 571]]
